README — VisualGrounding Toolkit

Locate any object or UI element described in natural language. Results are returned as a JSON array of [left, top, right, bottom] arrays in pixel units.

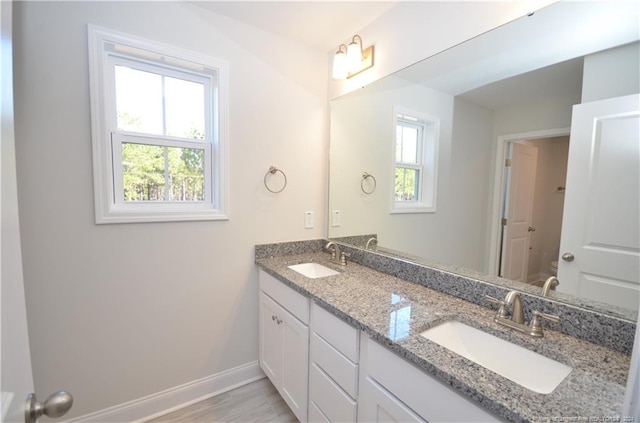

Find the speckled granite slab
[[255, 240, 637, 354], [256, 250, 632, 423]]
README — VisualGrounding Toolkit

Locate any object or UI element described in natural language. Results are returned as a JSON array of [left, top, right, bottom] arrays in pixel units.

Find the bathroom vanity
[[256, 241, 633, 422]]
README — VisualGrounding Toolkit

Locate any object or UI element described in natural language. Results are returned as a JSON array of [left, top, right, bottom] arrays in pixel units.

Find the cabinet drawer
[[365, 337, 502, 422], [360, 377, 425, 423], [259, 270, 309, 324], [308, 401, 330, 423], [310, 333, 358, 398], [311, 302, 359, 362], [309, 363, 357, 423]]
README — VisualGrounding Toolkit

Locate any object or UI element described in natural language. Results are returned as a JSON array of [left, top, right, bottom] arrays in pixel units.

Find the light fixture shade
[[346, 40, 362, 73], [332, 50, 348, 80]]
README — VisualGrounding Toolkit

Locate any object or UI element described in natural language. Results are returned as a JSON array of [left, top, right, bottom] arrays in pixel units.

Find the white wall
[[582, 41, 640, 103], [13, 2, 327, 419]]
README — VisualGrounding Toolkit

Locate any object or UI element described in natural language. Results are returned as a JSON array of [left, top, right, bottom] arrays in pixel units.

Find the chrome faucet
[[504, 290, 524, 324], [325, 241, 340, 260], [485, 290, 560, 337], [325, 241, 349, 265], [542, 276, 559, 297], [365, 237, 378, 251]]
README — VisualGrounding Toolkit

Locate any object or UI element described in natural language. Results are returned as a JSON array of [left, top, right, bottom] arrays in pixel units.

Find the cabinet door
[[359, 377, 425, 423], [259, 292, 282, 384], [281, 306, 310, 422]]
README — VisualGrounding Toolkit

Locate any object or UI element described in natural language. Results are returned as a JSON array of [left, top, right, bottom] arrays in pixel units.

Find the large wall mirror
[[328, 1, 640, 320]]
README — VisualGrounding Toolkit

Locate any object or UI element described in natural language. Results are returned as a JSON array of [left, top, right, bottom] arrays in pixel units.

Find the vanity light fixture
[[332, 34, 374, 79]]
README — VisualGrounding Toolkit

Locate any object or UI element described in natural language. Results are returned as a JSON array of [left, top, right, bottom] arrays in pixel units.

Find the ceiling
[[191, 1, 398, 51]]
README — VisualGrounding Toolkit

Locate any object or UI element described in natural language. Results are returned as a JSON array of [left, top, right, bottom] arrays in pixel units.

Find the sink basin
[[288, 263, 340, 279], [420, 320, 572, 394]]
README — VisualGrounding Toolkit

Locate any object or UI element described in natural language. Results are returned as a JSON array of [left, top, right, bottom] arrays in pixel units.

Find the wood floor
[[145, 377, 298, 423]]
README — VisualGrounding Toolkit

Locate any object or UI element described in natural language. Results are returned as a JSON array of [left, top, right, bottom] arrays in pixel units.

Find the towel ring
[[264, 166, 287, 193], [361, 172, 376, 194]]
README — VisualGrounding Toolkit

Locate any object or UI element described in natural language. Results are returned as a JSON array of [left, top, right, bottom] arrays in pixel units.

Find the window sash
[[111, 133, 213, 205], [395, 165, 423, 203], [396, 119, 424, 165], [395, 119, 425, 203], [107, 55, 214, 143]]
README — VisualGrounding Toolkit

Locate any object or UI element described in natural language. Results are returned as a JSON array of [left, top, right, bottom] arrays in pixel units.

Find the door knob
[[528, 226, 536, 232], [561, 253, 575, 262], [25, 391, 73, 423]]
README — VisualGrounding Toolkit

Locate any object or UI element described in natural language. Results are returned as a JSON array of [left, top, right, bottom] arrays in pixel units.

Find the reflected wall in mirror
[[328, 1, 640, 317]]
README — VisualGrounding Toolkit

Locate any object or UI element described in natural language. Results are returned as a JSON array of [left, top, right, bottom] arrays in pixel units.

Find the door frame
[[487, 127, 570, 277]]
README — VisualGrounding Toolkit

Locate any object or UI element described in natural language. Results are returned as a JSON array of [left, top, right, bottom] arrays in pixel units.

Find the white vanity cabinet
[[358, 336, 503, 423], [308, 302, 360, 422], [259, 270, 310, 422]]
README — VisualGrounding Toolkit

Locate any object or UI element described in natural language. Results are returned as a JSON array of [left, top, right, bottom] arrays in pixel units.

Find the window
[[88, 26, 228, 223], [392, 108, 439, 213]]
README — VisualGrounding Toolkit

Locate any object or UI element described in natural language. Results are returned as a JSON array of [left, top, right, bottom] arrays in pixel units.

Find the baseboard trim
[[63, 361, 265, 423]]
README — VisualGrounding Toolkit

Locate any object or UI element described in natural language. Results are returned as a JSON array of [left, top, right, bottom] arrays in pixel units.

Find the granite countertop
[[256, 252, 632, 423]]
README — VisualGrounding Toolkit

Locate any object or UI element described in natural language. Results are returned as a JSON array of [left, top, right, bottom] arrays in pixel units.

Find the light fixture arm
[[350, 35, 364, 58]]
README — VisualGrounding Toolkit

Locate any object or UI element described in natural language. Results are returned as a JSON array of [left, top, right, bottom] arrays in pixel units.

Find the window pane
[[400, 126, 418, 163], [395, 167, 420, 201], [122, 143, 166, 201], [167, 147, 205, 201], [165, 77, 205, 140], [115, 66, 163, 135]]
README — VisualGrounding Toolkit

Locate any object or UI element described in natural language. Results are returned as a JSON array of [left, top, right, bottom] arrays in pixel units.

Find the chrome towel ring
[[264, 166, 287, 193], [361, 172, 376, 194]]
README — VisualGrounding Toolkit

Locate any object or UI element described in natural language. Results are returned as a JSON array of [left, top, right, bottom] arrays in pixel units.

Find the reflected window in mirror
[[392, 108, 439, 214]]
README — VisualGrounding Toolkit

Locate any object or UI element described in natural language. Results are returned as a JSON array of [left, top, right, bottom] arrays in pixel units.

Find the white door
[[2, 4, 73, 422], [1, 1, 35, 421], [558, 93, 640, 311], [501, 143, 538, 282]]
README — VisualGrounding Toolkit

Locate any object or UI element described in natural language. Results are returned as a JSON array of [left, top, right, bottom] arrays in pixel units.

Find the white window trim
[[88, 25, 229, 224], [391, 107, 439, 214]]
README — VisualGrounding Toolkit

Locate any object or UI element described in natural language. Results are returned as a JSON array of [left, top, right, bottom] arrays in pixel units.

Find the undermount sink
[[288, 263, 340, 279], [420, 320, 572, 394]]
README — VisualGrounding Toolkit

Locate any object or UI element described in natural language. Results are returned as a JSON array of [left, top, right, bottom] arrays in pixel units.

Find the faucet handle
[[340, 251, 351, 266], [484, 295, 509, 318], [529, 310, 560, 337], [531, 310, 560, 322]]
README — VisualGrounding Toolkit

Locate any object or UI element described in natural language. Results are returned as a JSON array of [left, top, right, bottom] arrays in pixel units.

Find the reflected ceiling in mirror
[[328, 1, 640, 320]]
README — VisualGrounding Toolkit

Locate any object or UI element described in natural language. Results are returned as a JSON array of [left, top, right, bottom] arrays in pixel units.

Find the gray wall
[[13, 2, 327, 418], [582, 41, 640, 103]]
